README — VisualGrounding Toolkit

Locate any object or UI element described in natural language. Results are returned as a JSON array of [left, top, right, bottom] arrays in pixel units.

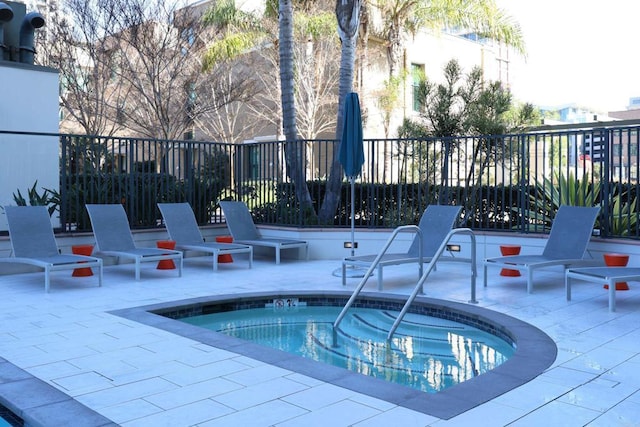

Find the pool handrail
[[386, 228, 477, 340], [332, 225, 422, 346], [333, 227, 477, 346]]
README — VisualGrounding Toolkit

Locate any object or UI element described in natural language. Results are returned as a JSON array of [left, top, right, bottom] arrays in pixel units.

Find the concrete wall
[[0, 62, 59, 230]]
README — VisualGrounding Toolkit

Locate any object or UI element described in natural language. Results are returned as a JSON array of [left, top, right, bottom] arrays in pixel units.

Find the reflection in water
[[183, 306, 514, 394]]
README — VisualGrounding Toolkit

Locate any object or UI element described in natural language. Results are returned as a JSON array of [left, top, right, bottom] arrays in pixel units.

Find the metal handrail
[[332, 225, 422, 346], [386, 228, 477, 341]]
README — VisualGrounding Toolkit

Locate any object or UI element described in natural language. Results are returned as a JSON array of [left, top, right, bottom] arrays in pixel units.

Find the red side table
[[215, 236, 234, 263], [156, 240, 176, 269], [71, 244, 94, 277], [500, 245, 521, 276], [603, 253, 629, 290]]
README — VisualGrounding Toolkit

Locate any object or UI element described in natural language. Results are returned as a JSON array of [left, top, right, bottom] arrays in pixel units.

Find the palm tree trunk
[[387, 20, 402, 78], [279, 0, 315, 218], [318, 0, 362, 224]]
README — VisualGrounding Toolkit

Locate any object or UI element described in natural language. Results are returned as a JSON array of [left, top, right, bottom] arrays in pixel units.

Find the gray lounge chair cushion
[[343, 205, 467, 290], [484, 205, 600, 293], [1, 206, 103, 291], [157, 202, 252, 270], [86, 204, 182, 280], [219, 201, 308, 264]]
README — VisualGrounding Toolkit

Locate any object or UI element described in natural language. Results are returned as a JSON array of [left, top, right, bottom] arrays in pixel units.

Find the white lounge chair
[[342, 205, 469, 290], [86, 204, 183, 280], [158, 202, 252, 271], [566, 266, 640, 312], [483, 205, 600, 293], [0, 206, 103, 292], [219, 201, 308, 264]]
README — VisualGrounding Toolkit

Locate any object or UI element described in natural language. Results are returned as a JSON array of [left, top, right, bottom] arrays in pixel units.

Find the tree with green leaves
[[366, 0, 525, 79], [406, 59, 537, 202], [196, 0, 263, 142]]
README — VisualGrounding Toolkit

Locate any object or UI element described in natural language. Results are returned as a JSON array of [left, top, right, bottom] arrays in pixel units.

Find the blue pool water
[[180, 301, 515, 393], [0, 403, 21, 427]]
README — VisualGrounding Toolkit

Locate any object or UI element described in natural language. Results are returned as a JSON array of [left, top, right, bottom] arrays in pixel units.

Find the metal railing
[[330, 227, 476, 345], [385, 228, 477, 341], [1, 121, 639, 238], [332, 224, 422, 347]]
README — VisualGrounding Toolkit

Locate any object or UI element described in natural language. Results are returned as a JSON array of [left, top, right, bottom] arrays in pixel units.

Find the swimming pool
[[0, 404, 22, 427], [178, 302, 515, 394], [113, 291, 557, 420]]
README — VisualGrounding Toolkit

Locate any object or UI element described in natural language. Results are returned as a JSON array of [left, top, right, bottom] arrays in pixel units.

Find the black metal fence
[[3, 123, 640, 238]]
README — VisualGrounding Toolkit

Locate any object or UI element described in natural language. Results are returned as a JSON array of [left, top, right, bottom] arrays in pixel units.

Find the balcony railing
[[2, 124, 639, 239]]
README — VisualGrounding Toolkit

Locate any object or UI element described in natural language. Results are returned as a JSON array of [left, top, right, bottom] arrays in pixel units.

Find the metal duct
[[0, 2, 13, 60], [19, 11, 43, 64]]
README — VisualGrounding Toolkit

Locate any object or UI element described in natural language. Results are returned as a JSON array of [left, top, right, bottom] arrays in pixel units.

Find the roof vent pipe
[[19, 11, 43, 64], [0, 2, 14, 60]]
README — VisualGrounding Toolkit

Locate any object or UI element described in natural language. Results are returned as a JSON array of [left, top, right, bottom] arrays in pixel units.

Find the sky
[[496, 0, 640, 113]]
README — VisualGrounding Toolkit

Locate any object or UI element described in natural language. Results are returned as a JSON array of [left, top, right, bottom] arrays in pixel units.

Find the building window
[[411, 63, 424, 112], [613, 143, 622, 156]]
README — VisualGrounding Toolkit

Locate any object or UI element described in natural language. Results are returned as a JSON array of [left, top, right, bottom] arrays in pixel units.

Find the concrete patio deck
[[0, 254, 639, 426]]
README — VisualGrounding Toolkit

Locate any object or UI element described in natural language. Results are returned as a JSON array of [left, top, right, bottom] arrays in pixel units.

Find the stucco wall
[[0, 63, 59, 230]]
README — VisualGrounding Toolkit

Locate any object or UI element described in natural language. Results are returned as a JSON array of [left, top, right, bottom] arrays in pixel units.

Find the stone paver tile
[[75, 377, 178, 409], [120, 398, 233, 427], [199, 399, 307, 427], [98, 399, 163, 425], [161, 359, 251, 386], [352, 406, 438, 427], [276, 399, 380, 427], [222, 363, 292, 387], [52, 371, 114, 396], [214, 377, 308, 410], [281, 383, 355, 411], [509, 401, 600, 426], [145, 377, 244, 409]]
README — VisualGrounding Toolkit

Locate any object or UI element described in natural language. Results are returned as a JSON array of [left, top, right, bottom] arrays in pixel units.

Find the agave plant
[[12, 180, 59, 217], [525, 171, 600, 231], [609, 191, 638, 236]]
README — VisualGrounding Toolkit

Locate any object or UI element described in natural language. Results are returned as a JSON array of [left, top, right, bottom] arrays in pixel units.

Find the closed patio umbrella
[[339, 92, 365, 180], [337, 92, 365, 277]]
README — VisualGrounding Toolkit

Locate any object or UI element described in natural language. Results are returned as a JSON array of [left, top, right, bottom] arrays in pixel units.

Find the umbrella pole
[[332, 176, 365, 278], [350, 176, 356, 257]]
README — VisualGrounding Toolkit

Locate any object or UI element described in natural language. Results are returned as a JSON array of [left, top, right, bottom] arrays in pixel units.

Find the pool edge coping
[[110, 290, 557, 420], [0, 357, 116, 427]]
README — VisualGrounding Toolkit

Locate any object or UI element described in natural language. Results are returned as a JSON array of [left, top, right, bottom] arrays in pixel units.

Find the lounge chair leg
[[45, 266, 50, 293], [98, 262, 103, 287], [377, 265, 383, 291], [178, 257, 183, 277], [213, 252, 219, 271], [135, 262, 141, 281], [248, 248, 253, 269], [527, 270, 533, 293], [276, 249, 281, 264], [609, 280, 616, 312], [565, 275, 571, 301]]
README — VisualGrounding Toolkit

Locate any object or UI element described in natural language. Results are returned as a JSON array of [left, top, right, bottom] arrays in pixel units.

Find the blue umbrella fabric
[[339, 92, 365, 178]]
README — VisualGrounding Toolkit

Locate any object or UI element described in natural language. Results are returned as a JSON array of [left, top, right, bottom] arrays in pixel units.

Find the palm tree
[[279, 0, 316, 217], [369, 0, 525, 79], [317, 0, 362, 223], [201, 0, 263, 69]]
